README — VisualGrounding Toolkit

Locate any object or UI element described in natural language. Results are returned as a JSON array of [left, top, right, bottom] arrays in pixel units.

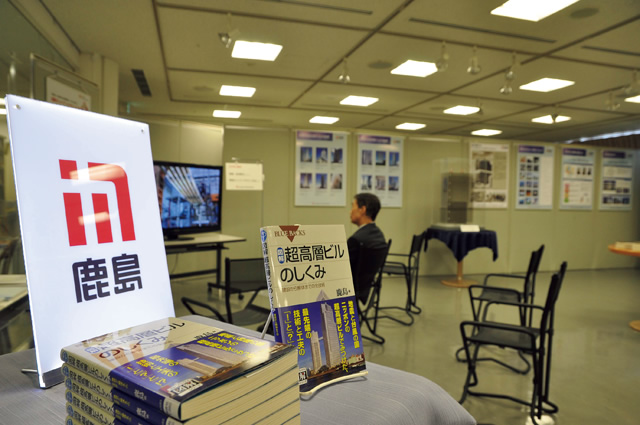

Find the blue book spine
[[110, 374, 175, 418], [112, 389, 177, 425]]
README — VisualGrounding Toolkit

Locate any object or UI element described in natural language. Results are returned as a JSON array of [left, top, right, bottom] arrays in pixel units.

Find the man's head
[[350, 193, 381, 226]]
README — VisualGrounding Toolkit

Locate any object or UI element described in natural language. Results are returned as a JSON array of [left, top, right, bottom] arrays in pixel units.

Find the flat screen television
[[153, 160, 223, 240]]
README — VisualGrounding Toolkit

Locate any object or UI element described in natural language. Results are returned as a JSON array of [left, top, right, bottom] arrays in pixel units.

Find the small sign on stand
[[5, 95, 175, 388]]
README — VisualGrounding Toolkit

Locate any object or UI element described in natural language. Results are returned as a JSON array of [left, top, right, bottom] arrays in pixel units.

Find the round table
[[607, 244, 640, 332], [425, 227, 498, 288]]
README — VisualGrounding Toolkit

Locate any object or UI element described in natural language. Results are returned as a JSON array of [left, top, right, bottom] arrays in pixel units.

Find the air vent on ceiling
[[132, 69, 152, 97]]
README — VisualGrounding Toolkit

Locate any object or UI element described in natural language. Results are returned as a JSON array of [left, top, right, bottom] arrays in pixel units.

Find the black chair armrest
[[460, 320, 539, 341], [468, 284, 521, 299], [482, 273, 526, 285], [481, 299, 544, 321], [181, 297, 226, 322], [386, 253, 411, 258]]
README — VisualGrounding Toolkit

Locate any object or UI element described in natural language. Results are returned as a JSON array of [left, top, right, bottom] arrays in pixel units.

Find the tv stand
[[163, 233, 246, 285], [164, 234, 195, 241]]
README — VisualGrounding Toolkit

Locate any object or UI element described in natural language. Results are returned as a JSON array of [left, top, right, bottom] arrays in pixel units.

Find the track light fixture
[[218, 13, 239, 48], [499, 52, 517, 95], [436, 41, 449, 72], [467, 46, 481, 75], [338, 58, 350, 83], [605, 91, 621, 111]]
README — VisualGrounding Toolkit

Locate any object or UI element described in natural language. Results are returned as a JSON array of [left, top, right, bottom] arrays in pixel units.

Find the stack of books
[[60, 317, 300, 425]]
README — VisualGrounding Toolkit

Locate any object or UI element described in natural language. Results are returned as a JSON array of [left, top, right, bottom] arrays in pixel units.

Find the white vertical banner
[[295, 130, 347, 206], [470, 142, 509, 209], [516, 144, 554, 209], [600, 149, 634, 210], [356, 134, 403, 207], [560, 147, 595, 210], [5, 95, 174, 388]]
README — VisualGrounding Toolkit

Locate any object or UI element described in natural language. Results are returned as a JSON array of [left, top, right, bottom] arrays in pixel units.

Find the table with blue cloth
[[425, 226, 498, 288]]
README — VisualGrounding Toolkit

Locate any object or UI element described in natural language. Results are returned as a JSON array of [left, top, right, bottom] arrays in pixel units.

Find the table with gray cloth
[[0, 315, 476, 425]]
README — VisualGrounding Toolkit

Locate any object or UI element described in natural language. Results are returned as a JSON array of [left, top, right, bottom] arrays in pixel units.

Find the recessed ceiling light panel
[[219, 85, 256, 97], [491, 0, 580, 22], [443, 105, 480, 115], [472, 129, 502, 136], [390, 60, 437, 78], [396, 123, 426, 130], [213, 110, 242, 118], [625, 95, 640, 103], [310, 116, 339, 124], [231, 40, 283, 61], [340, 96, 378, 107], [520, 78, 575, 92], [532, 115, 571, 124]]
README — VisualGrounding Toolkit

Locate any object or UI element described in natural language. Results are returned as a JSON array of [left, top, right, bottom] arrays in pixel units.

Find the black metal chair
[[381, 232, 425, 324], [459, 261, 567, 425], [456, 244, 545, 372], [182, 257, 271, 329], [353, 240, 391, 344]]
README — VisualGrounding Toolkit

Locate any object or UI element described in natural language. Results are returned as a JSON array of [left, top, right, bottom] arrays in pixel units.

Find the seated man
[[347, 193, 386, 277]]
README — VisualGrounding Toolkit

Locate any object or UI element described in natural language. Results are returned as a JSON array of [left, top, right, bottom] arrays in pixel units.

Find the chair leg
[[459, 343, 480, 404], [378, 272, 415, 325]]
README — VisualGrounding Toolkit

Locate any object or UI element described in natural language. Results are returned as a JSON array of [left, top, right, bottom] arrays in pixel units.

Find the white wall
[[220, 127, 640, 275]]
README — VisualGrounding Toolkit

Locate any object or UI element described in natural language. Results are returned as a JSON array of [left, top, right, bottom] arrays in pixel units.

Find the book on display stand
[[260, 224, 367, 395]]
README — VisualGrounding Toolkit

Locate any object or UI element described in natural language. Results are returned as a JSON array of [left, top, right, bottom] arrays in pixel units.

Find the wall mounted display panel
[[599, 149, 634, 211], [469, 143, 509, 209], [559, 147, 595, 210], [516, 144, 554, 209], [357, 134, 403, 208], [295, 130, 347, 206]]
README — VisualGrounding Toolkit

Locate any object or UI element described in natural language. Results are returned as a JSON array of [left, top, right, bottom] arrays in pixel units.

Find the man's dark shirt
[[347, 222, 386, 277]]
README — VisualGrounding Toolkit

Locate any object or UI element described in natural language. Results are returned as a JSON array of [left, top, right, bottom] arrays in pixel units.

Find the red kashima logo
[[274, 225, 306, 242], [59, 160, 136, 246]]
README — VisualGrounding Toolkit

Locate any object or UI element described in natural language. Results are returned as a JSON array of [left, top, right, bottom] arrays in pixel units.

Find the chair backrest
[[539, 261, 567, 340], [523, 244, 545, 301], [224, 258, 268, 322], [353, 240, 391, 304]]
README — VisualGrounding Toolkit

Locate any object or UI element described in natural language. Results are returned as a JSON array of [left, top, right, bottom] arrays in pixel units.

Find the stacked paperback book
[[60, 317, 300, 425]]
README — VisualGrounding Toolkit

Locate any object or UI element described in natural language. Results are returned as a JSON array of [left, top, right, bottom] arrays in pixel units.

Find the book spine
[[66, 391, 115, 425], [260, 227, 284, 343], [66, 378, 115, 415], [113, 389, 180, 425], [109, 372, 181, 419], [62, 349, 113, 385], [63, 363, 115, 402], [65, 405, 106, 425]]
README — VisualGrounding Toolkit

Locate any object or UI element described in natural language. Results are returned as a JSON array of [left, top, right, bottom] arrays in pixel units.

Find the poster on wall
[[295, 130, 347, 206], [470, 142, 509, 209], [600, 149, 634, 210], [560, 147, 595, 210], [516, 145, 554, 209], [356, 134, 403, 207]]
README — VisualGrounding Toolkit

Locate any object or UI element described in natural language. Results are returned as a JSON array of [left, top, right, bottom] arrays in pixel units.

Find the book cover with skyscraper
[[260, 225, 367, 394]]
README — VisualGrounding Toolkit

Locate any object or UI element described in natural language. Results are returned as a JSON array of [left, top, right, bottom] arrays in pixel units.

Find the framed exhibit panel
[[599, 149, 634, 211], [515, 144, 554, 210], [469, 142, 509, 209], [559, 147, 595, 210], [356, 134, 403, 207], [295, 130, 347, 207]]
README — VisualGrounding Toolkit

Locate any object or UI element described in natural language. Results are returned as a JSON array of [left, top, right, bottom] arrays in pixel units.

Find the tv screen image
[[153, 161, 222, 239]]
